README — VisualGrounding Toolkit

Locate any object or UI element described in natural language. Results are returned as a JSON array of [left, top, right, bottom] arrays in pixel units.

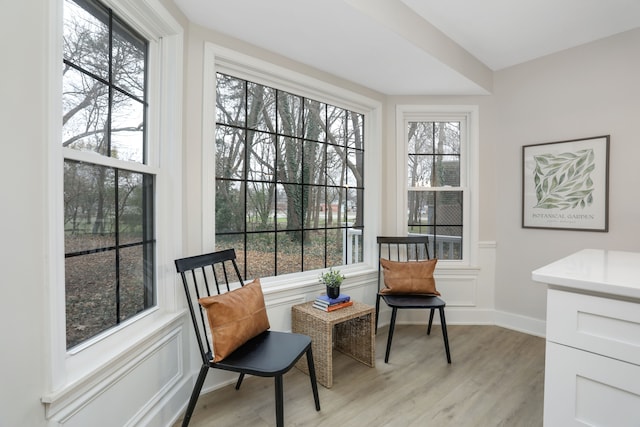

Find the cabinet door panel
[[544, 342, 640, 426], [547, 289, 640, 365]]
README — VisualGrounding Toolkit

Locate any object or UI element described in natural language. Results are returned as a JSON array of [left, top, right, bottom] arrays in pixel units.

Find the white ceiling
[[173, 0, 640, 95]]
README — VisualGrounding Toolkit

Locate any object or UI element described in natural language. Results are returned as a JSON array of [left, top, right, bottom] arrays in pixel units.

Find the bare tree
[[63, 2, 146, 238]]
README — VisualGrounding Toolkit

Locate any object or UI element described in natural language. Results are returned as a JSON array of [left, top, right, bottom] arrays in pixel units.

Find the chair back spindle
[[175, 249, 245, 365]]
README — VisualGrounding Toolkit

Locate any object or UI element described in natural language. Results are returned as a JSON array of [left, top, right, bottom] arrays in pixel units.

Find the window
[[408, 120, 462, 259], [398, 105, 478, 263], [62, 0, 154, 349], [214, 73, 365, 279]]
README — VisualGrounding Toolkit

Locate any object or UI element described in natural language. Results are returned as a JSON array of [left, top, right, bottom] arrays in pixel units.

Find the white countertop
[[532, 249, 640, 300]]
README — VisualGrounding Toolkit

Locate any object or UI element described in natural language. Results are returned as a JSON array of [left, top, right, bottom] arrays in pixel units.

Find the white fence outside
[[345, 229, 462, 264]]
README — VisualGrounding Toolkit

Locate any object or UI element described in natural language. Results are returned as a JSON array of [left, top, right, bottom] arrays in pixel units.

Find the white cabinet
[[533, 250, 640, 427], [544, 289, 640, 426]]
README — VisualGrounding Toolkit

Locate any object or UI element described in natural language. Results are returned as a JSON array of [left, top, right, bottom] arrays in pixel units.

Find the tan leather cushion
[[198, 278, 270, 362], [379, 258, 440, 295]]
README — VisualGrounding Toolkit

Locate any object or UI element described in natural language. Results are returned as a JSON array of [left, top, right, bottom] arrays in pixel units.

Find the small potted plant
[[319, 268, 345, 299]]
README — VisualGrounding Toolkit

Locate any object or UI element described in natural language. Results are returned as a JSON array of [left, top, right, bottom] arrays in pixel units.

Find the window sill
[[259, 263, 377, 295]]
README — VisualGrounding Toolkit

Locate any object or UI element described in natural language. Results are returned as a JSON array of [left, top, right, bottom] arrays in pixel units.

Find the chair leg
[[275, 375, 284, 427], [182, 364, 209, 427], [385, 308, 398, 363], [427, 308, 435, 335], [306, 347, 321, 411], [439, 307, 452, 364], [235, 373, 245, 390], [375, 294, 381, 333]]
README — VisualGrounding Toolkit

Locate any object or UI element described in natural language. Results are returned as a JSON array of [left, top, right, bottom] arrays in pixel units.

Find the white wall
[[492, 28, 640, 323], [0, 2, 49, 426]]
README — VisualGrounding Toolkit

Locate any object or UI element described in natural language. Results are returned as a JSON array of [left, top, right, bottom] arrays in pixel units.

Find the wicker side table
[[291, 300, 375, 388]]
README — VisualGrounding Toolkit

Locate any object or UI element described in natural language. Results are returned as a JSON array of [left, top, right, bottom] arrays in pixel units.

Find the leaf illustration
[[531, 148, 595, 209]]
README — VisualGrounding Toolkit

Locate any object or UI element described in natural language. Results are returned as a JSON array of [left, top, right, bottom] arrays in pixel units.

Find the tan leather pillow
[[198, 278, 270, 362], [379, 258, 440, 295]]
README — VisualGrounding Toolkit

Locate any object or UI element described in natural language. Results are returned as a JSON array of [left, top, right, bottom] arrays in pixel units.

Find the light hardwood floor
[[173, 325, 545, 427]]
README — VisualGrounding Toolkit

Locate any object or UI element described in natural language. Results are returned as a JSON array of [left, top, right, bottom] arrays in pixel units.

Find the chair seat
[[214, 331, 311, 376], [380, 294, 446, 309]]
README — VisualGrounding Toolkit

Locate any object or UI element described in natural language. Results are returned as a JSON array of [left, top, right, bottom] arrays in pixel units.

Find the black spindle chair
[[175, 249, 320, 427], [375, 236, 452, 364]]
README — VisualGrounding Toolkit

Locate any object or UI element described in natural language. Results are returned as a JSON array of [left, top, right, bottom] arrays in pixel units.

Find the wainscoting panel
[[49, 322, 187, 427]]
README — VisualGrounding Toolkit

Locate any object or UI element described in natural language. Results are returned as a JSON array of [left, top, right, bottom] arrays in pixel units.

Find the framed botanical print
[[522, 135, 610, 231]]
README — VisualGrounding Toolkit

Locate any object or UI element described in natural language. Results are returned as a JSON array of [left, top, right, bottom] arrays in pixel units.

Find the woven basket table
[[291, 300, 375, 388]]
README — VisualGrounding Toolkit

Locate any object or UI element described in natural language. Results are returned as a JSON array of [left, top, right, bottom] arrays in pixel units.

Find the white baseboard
[[493, 309, 546, 337], [376, 306, 546, 338]]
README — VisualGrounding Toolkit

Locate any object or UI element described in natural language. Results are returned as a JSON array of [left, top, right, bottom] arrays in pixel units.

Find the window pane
[[408, 191, 434, 227], [277, 136, 303, 183], [277, 231, 301, 275], [216, 73, 246, 127], [348, 187, 363, 228], [303, 229, 326, 271], [436, 122, 461, 154], [304, 186, 326, 228], [346, 111, 363, 149], [112, 17, 146, 99], [62, 68, 109, 155], [408, 122, 434, 154], [247, 182, 275, 231], [247, 131, 276, 181], [215, 234, 245, 274], [325, 187, 341, 227], [408, 154, 433, 187], [326, 145, 344, 187], [433, 155, 461, 186], [436, 191, 463, 225], [304, 99, 326, 142], [355, 149, 364, 187], [246, 233, 275, 279], [216, 125, 245, 180], [348, 227, 364, 263], [63, 0, 109, 81], [111, 95, 144, 163], [276, 183, 303, 231], [64, 161, 116, 252], [118, 170, 148, 244], [345, 149, 359, 188], [433, 226, 462, 260], [66, 250, 117, 348], [327, 106, 345, 146], [247, 82, 275, 131], [119, 245, 149, 321], [215, 180, 245, 233], [303, 140, 325, 185], [327, 228, 346, 267], [277, 91, 303, 137]]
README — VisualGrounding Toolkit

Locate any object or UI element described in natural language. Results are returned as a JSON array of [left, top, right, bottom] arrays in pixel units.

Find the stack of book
[[312, 293, 353, 312]]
